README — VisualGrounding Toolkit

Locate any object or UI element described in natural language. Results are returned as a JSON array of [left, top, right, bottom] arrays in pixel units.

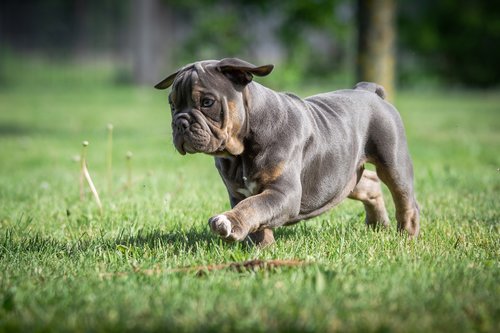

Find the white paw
[[208, 214, 232, 238]]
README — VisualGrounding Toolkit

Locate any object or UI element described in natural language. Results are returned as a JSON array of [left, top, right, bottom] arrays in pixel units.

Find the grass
[[0, 58, 499, 332]]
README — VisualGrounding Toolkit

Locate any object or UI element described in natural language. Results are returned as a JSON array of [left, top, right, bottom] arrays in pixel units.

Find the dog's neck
[[242, 82, 295, 146], [220, 82, 299, 158]]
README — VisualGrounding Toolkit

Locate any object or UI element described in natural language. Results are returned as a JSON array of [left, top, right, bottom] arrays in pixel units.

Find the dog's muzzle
[[172, 114, 214, 155]]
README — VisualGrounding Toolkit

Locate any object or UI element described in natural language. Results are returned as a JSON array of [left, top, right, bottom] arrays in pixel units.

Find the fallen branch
[[99, 259, 308, 279]]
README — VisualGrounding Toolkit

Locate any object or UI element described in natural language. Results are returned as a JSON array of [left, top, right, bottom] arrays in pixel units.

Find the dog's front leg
[[209, 186, 300, 242]]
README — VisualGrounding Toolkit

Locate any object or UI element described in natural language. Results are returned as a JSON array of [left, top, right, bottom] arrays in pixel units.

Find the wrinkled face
[[168, 62, 246, 156]]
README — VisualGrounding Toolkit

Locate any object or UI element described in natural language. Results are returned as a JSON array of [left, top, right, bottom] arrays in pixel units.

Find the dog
[[155, 58, 419, 246]]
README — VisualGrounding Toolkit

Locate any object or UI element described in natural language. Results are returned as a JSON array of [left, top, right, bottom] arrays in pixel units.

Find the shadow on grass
[[1, 227, 217, 257], [1, 223, 313, 259], [114, 227, 212, 248], [116, 224, 316, 254], [0, 123, 35, 137]]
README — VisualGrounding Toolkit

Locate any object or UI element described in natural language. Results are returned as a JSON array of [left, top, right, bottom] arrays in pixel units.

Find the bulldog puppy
[[155, 58, 419, 247]]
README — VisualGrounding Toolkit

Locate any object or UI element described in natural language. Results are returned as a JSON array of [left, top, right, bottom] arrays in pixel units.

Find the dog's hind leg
[[372, 139, 420, 237], [365, 102, 420, 237], [348, 169, 390, 229], [375, 162, 420, 237]]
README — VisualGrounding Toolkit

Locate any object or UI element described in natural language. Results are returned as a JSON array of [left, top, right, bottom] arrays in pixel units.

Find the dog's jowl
[[155, 58, 419, 246]]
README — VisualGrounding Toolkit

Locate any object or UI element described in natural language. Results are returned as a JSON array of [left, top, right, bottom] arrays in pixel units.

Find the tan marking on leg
[[258, 162, 285, 185]]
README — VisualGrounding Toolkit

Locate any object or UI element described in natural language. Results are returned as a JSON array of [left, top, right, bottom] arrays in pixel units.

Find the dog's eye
[[201, 98, 215, 108]]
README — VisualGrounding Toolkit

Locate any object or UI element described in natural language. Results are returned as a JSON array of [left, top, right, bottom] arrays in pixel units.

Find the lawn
[[0, 59, 498, 332]]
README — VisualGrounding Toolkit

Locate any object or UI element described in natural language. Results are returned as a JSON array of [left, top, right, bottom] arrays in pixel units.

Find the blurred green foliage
[[0, 0, 498, 87], [398, 0, 500, 87], [166, 0, 500, 87], [167, 0, 352, 87]]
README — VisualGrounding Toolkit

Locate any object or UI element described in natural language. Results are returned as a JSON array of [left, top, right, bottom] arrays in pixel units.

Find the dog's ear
[[217, 58, 274, 86], [154, 70, 180, 90]]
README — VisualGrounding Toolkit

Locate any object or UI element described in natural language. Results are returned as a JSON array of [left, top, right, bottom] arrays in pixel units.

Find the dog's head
[[155, 58, 273, 156]]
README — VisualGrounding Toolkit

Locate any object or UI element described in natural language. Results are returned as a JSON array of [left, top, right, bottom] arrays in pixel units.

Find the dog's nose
[[175, 118, 190, 132]]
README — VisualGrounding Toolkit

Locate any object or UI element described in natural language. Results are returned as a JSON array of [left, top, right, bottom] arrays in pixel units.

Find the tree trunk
[[356, 0, 395, 101], [131, 0, 157, 85], [131, 0, 174, 86], [73, 0, 88, 59]]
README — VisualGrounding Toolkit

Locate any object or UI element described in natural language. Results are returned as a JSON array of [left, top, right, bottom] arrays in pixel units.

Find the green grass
[[0, 58, 499, 332]]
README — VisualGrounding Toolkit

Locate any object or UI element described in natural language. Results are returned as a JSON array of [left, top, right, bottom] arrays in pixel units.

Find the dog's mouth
[[172, 110, 229, 155], [173, 124, 223, 155]]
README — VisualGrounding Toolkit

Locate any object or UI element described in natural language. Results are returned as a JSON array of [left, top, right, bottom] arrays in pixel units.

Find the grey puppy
[[155, 58, 419, 246]]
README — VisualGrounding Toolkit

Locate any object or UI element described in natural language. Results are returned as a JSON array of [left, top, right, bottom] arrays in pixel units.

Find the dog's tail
[[353, 82, 386, 100]]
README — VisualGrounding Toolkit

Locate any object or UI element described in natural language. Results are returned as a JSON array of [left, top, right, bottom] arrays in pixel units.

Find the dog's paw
[[208, 214, 249, 241], [208, 214, 232, 238]]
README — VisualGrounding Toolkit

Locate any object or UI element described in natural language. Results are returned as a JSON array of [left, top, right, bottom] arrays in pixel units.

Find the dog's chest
[[215, 156, 260, 199], [236, 176, 258, 198]]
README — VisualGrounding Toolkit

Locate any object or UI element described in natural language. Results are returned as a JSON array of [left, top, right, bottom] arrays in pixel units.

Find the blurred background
[[1, 0, 499, 93]]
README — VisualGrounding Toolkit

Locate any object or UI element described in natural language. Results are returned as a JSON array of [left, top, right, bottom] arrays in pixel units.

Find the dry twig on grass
[[99, 259, 308, 279]]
